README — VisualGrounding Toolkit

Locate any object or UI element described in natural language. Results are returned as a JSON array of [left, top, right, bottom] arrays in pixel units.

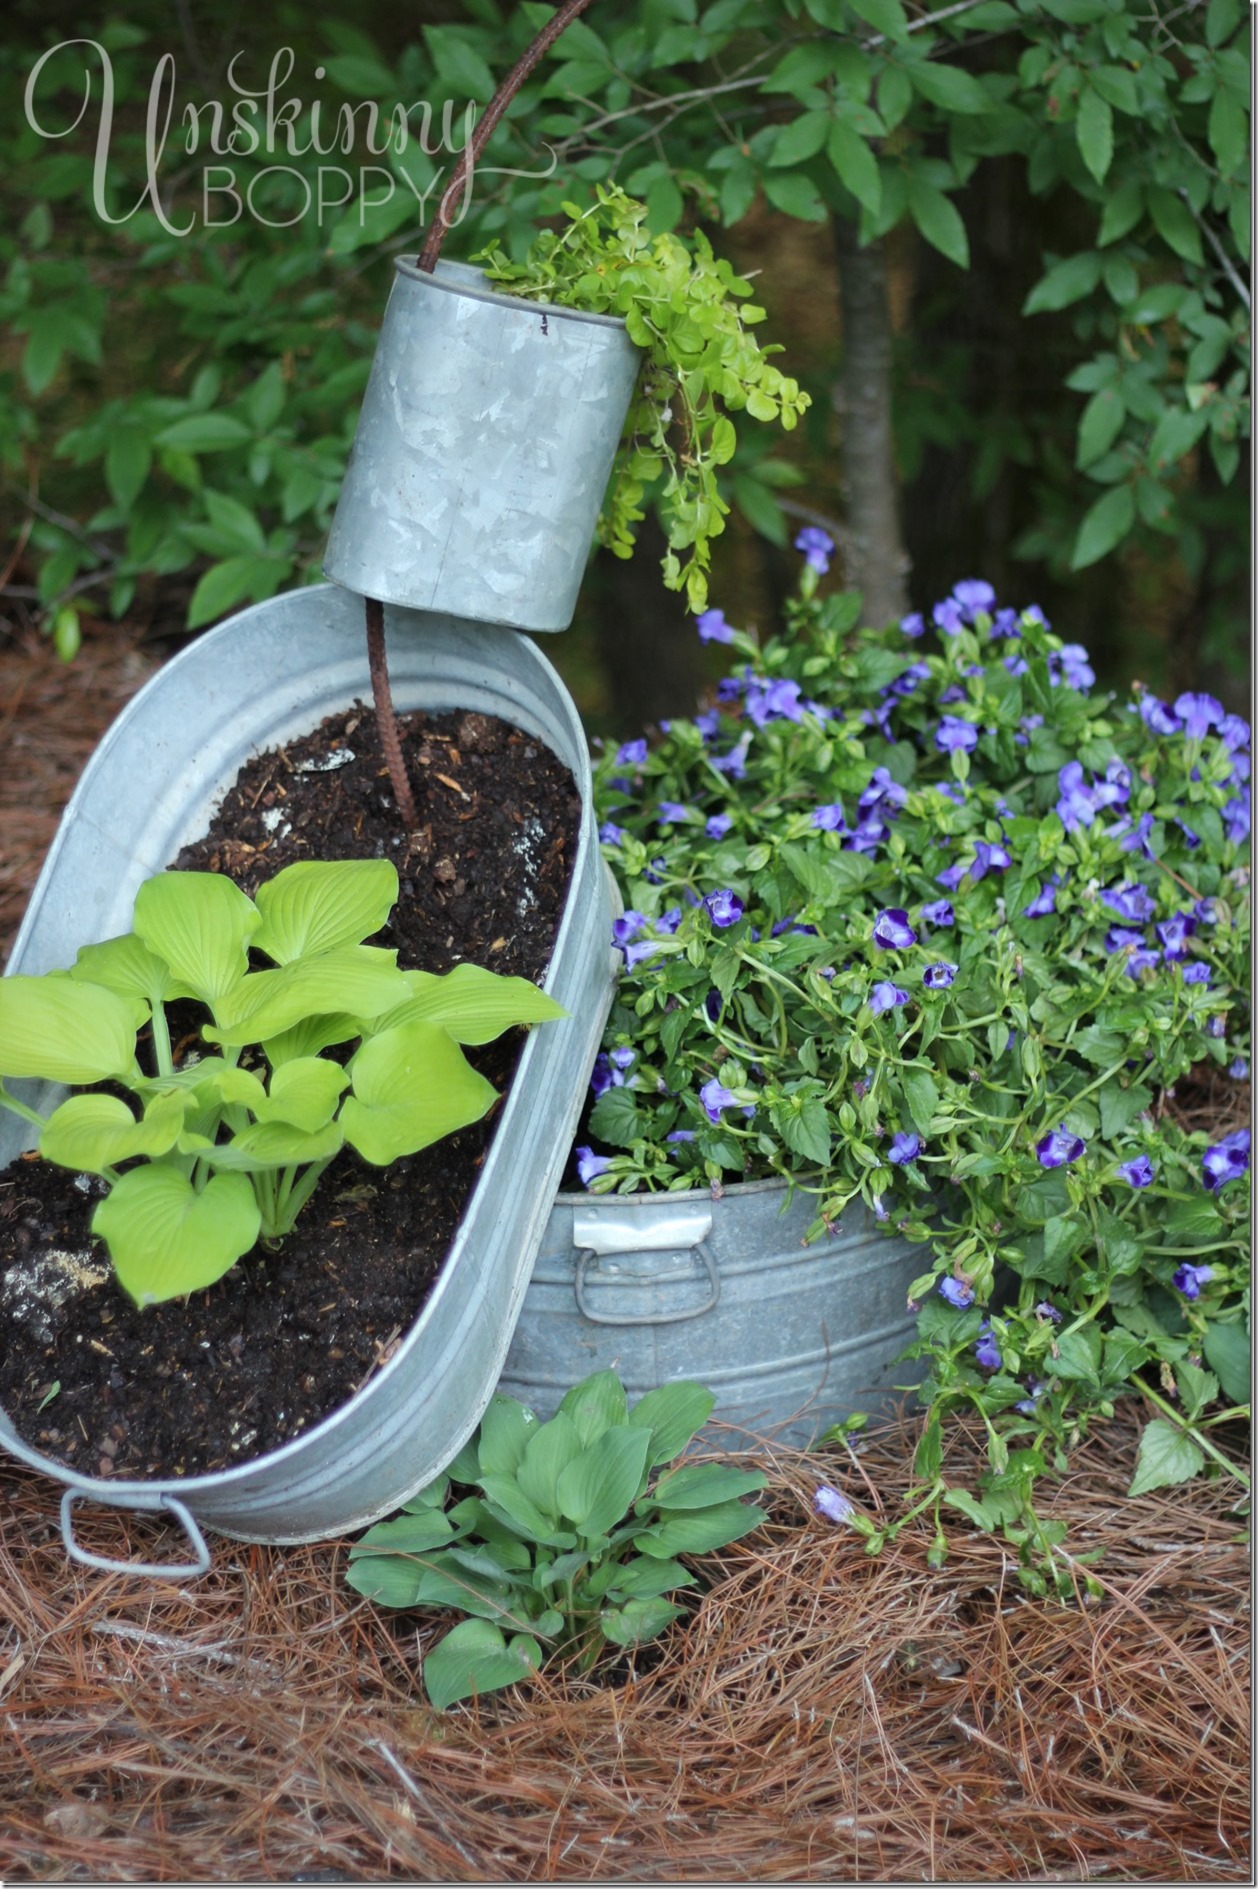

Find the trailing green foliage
[[0, 859, 564, 1305], [582, 542, 1249, 1576], [475, 185, 810, 613], [346, 1369, 766, 1709]]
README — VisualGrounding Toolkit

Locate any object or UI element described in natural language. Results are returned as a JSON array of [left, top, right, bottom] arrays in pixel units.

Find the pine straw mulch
[[0, 1404, 1249, 1885]]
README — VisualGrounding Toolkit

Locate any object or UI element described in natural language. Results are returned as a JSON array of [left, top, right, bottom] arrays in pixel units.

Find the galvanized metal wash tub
[[498, 1180, 924, 1447], [0, 583, 618, 1573], [322, 259, 642, 631]]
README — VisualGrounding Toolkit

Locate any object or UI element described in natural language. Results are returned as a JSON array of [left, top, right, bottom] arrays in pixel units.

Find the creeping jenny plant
[[581, 542, 1250, 1565], [474, 186, 811, 615], [0, 859, 564, 1306], [347, 1368, 765, 1709]]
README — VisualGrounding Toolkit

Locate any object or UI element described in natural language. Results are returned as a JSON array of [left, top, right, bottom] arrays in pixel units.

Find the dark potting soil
[[0, 702, 579, 1481]]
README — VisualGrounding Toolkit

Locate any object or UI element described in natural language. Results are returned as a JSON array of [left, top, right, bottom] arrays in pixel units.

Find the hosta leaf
[[347, 1509, 456, 1558], [70, 932, 185, 1006], [251, 859, 399, 964], [262, 1013, 365, 1065], [132, 871, 260, 1004], [93, 1166, 260, 1306], [626, 1381, 715, 1463], [341, 1018, 497, 1165], [197, 1118, 344, 1171], [558, 1369, 630, 1446], [478, 1473, 574, 1545], [604, 1556, 697, 1599], [600, 1596, 686, 1646], [378, 962, 566, 1044], [636, 1499, 763, 1557], [477, 1395, 540, 1477], [422, 1619, 541, 1711], [206, 947, 409, 1045], [0, 975, 143, 1084], [516, 1411, 584, 1519], [651, 1463, 768, 1510], [40, 1091, 185, 1175], [556, 1425, 652, 1538], [256, 1057, 349, 1132]]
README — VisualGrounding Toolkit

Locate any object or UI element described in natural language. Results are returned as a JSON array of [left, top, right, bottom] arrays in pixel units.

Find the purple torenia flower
[[704, 888, 743, 928], [694, 708, 721, 741], [1022, 878, 1060, 919], [813, 1485, 856, 1525], [1156, 913, 1197, 959], [700, 1077, 753, 1123], [667, 1129, 696, 1143], [795, 525, 834, 573], [576, 1146, 613, 1186], [697, 607, 735, 644], [598, 822, 627, 846], [899, 610, 926, 638], [920, 900, 954, 928], [705, 811, 733, 840], [813, 803, 846, 831], [952, 578, 996, 620], [1054, 643, 1095, 691], [1037, 1125, 1086, 1168], [1172, 1263, 1214, 1300], [1137, 692, 1181, 737], [1118, 1154, 1156, 1188], [939, 1276, 975, 1309], [1202, 1129, 1250, 1192], [1180, 963, 1210, 985], [888, 1131, 921, 1164], [657, 801, 697, 825], [974, 1321, 1002, 1370], [1035, 1301, 1062, 1323], [1102, 882, 1157, 923], [1056, 760, 1099, 830], [616, 738, 647, 767], [922, 962, 958, 989], [858, 767, 908, 816], [712, 731, 752, 779], [746, 677, 805, 727], [869, 981, 910, 1016], [872, 908, 917, 950], [1229, 1057, 1249, 1079], [933, 597, 965, 636], [935, 714, 980, 753], [612, 911, 648, 947], [1174, 692, 1224, 740]]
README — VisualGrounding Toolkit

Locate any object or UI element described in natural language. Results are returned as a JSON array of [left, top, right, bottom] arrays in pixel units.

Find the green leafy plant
[[346, 1368, 766, 1709], [576, 535, 1249, 1573], [0, 858, 564, 1306], [474, 185, 810, 614]]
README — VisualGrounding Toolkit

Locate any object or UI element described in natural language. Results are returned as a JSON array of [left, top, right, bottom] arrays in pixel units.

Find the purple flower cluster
[[1056, 758, 1130, 831]]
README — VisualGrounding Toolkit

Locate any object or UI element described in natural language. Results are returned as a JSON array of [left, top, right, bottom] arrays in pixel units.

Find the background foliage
[[0, 0, 1249, 711]]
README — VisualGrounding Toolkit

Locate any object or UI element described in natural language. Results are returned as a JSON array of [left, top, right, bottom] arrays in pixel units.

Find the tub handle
[[60, 1490, 212, 1580], [572, 1207, 720, 1325]]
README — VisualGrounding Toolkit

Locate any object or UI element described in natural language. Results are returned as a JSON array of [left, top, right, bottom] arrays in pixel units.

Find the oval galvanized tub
[[322, 259, 642, 632], [0, 583, 617, 1570], [497, 1179, 924, 1448]]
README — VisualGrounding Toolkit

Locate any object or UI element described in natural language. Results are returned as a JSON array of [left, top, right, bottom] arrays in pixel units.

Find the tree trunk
[[831, 217, 910, 626]]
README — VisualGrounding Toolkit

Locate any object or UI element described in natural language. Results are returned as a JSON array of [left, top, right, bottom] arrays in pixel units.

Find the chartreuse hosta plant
[[581, 535, 1250, 1581], [474, 186, 810, 614], [346, 1369, 765, 1710], [0, 859, 563, 1307]]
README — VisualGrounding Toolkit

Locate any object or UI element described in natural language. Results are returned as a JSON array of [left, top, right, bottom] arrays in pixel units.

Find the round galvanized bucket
[[497, 1180, 924, 1447], [322, 259, 642, 631], [0, 584, 618, 1573]]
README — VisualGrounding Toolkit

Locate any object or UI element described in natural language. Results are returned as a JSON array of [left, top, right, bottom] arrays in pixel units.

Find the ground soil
[[0, 699, 579, 1482]]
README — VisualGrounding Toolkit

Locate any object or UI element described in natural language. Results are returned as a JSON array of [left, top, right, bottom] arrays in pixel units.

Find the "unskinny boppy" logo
[[23, 40, 557, 232]]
